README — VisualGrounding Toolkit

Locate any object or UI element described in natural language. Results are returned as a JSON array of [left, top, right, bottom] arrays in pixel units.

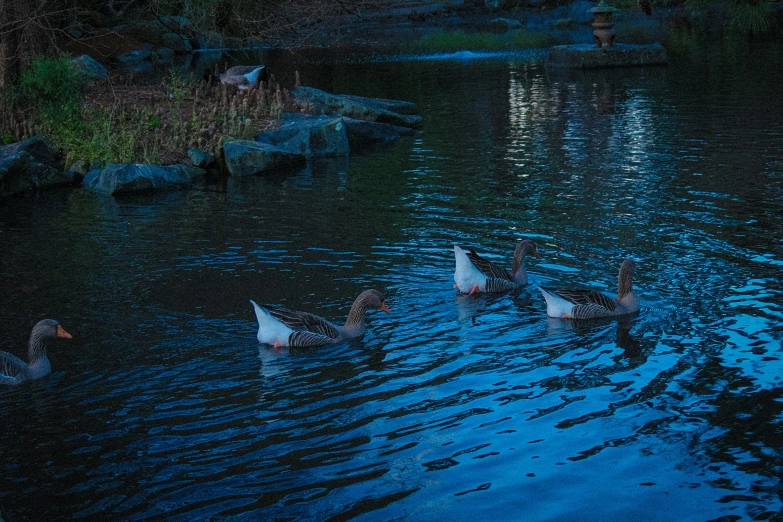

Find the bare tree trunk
[[0, 0, 20, 89], [0, 0, 60, 88]]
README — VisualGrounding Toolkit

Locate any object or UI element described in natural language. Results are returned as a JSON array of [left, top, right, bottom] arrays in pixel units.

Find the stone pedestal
[[590, 1, 618, 48]]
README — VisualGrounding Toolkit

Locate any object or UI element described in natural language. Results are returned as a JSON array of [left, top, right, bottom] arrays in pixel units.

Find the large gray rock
[[223, 140, 306, 177], [0, 136, 68, 197], [255, 113, 350, 157], [71, 54, 107, 83], [343, 117, 415, 148], [82, 163, 205, 194], [292, 86, 422, 129]]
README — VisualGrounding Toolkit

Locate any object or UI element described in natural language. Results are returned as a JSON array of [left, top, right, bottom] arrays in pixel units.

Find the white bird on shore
[[219, 65, 268, 90]]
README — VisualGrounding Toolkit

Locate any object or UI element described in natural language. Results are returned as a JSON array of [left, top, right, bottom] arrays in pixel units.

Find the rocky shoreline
[[0, 86, 421, 197], [0, 0, 746, 199]]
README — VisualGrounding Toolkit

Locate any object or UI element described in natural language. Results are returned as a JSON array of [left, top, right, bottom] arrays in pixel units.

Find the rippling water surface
[[2, 41, 783, 521]]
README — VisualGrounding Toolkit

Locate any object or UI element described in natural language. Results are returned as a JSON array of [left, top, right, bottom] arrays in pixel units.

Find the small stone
[[69, 160, 89, 176], [187, 148, 214, 168]]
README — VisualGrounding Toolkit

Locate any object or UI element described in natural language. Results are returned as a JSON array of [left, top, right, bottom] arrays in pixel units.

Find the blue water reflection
[[2, 42, 783, 521]]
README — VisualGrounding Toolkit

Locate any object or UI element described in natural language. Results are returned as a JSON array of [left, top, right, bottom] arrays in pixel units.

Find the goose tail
[[539, 287, 573, 318], [250, 300, 291, 346]]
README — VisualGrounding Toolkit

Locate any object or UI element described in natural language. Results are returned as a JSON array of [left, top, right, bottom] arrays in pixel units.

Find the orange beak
[[57, 325, 73, 339], [381, 302, 390, 314], [534, 251, 541, 259]]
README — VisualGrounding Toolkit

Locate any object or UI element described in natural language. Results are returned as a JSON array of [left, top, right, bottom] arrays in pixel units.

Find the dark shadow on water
[[545, 313, 642, 358]]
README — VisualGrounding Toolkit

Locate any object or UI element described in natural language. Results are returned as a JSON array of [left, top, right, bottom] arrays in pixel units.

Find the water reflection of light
[[609, 93, 656, 172], [506, 65, 559, 170]]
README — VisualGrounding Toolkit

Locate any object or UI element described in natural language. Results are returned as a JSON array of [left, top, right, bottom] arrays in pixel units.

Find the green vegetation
[[14, 55, 83, 123], [404, 29, 556, 53], [1, 56, 292, 166], [684, 0, 780, 36], [730, 0, 778, 35]]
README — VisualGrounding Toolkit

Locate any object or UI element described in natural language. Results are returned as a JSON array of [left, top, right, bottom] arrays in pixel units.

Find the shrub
[[14, 55, 82, 123]]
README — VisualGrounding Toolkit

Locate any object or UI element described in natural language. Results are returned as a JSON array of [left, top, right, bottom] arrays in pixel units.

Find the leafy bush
[[14, 55, 83, 123]]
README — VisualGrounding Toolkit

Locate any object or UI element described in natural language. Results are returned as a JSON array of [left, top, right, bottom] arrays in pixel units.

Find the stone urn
[[590, 0, 619, 48]]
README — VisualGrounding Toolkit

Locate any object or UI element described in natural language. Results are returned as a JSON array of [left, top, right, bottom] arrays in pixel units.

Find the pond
[[2, 39, 783, 521]]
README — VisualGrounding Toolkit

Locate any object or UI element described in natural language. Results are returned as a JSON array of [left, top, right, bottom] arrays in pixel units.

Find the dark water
[[2, 40, 783, 521]]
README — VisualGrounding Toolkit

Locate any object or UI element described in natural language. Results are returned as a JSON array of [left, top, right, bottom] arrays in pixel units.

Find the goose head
[[32, 319, 72, 340], [357, 289, 390, 314]]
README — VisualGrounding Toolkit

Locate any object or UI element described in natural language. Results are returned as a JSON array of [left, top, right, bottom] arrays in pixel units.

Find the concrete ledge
[[546, 43, 668, 68]]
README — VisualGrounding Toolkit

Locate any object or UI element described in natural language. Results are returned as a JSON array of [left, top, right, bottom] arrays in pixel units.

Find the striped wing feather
[[266, 307, 340, 340], [467, 249, 514, 281], [549, 288, 617, 312], [571, 303, 615, 320], [288, 331, 338, 347], [225, 65, 263, 75], [0, 351, 27, 381], [485, 277, 516, 293]]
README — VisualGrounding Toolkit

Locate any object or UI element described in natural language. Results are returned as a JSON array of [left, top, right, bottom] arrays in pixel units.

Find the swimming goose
[[251, 289, 390, 348], [540, 259, 640, 319], [1, 319, 72, 385], [453, 240, 540, 295], [219, 65, 268, 90]]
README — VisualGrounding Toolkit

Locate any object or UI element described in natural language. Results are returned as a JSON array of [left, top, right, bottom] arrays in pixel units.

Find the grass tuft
[[1, 56, 302, 167], [730, 0, 777, 35]]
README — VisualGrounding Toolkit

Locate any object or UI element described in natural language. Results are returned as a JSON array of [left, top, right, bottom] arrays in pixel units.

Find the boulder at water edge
[[291, 86, 422, 129], [255, 113, 350, 157], [223, 140, 307, 177], [82, 163, 205, 194], [0, 136, 69, 197], [343, 117, 415, 149]]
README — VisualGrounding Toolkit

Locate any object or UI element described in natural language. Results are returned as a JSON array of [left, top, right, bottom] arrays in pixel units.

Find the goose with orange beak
[[1, 319, 73, 385]]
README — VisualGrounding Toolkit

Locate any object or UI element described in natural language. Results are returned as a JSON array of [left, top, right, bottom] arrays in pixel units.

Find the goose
[[219, 65, 268, 90], [453, 239, 540, 295], [540, 259, 640, 319], [251, 289, 390, 348], [1, 319, 72, 385]]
